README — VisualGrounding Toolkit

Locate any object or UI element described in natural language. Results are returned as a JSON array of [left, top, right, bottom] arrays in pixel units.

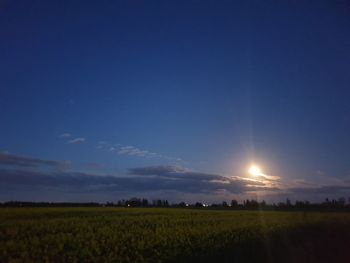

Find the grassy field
[[1, 208, 350, 263]]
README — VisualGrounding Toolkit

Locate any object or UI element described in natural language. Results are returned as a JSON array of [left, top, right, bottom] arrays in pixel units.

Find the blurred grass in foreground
[[1, 208, 350, 263]]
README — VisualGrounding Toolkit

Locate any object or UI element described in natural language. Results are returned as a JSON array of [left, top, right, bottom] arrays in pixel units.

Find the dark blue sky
[[1, 0, 350, 202]]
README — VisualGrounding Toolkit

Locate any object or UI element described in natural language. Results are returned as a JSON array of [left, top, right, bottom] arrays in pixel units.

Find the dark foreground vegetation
[[1, 208, 350, 263], [2, 196, 350, 211]]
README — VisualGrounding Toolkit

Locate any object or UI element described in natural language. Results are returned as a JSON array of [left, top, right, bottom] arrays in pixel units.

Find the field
[[1, 208, 350, 263]]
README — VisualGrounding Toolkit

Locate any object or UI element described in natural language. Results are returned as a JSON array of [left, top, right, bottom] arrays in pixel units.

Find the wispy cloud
[[61, 134, 181, 162], [59, 133, 85, 144], [60, 133, 71, 138], [96, 141, 181, 162], [0, 153, 69, 169], [118, 145, 157, 157], [68, 138, 86, 144], [96, 141, 108, 149]]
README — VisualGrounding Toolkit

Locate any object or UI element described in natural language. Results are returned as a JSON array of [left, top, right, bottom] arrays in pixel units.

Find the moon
[[248, 165, 262, 176]]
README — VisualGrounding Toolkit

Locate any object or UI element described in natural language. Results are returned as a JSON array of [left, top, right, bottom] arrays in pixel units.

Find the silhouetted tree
[[142, 198, 149, 207], [177, 202, 187, 207], [230, 199, 238, 208], [259, 200, 267, 208], [195, 202, 203, 207], [286, 198, 291, 207]]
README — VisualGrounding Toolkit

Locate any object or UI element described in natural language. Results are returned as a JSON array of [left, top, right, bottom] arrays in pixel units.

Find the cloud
[[128, 165, 188, 176], [0, 163, 269, 200], [128, 165, 267, 194], [118, 145, 157, 157], [68, 138, 85, 144], [117, 145, 181, 161], [128, 167, 350, 200], [86, 162, 104, 169], [96, 141, 181, 161], [0, 153, 68, 169], [0, 167, 249, 195], [288, 185, 350, 195], [109, 147, 117, 152], [96, 141, 107, 149], [128, 165, 219, 180], [3, 152, 348, 202], [0, 160, 277, 198], [59, 133, 85, 144], [60, 133, 71, 138], [255, 173, 281, 181]]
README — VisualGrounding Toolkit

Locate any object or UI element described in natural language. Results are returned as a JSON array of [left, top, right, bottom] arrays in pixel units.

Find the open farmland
[[1, 208, 350, 263]]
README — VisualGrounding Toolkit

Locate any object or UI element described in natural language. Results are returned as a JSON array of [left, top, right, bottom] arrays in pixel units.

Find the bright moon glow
[[249, 165, 262, 176]]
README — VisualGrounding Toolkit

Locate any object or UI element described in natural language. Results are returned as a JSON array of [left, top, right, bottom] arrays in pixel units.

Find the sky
[[1, 0, 350, 203]]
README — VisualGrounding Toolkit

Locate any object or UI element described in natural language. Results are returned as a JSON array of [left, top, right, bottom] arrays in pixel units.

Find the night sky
[[1, 0, 350, 203]]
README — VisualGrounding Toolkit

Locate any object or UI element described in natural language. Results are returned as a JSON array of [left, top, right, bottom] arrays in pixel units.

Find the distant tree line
[[2, 197, 350, 211], [106, 198, 169, 207], [0, 201, 101, 207]]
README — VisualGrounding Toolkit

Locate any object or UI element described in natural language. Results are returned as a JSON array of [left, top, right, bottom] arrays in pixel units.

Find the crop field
[[1, 208, 350, 263]]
